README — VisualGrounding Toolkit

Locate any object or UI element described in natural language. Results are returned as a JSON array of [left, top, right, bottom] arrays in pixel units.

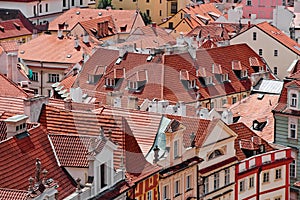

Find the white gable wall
[[230, 26, 300, 79]]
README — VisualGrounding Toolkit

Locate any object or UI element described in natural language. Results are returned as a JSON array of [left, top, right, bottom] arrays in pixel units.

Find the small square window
[[239, 180, 245, 192], [274, 49, 278, 56], [253, 32, 256, 40], [263, 172, 269, 183], [275, 168, 282, 179], [274, 67, 278, 75], [258, 49, 263, 56], [249, 176, 254, 188]]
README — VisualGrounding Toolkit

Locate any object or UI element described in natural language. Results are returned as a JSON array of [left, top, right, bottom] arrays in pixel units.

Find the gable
[[202, 121, 236, 147], [132, 27, 145, 35]]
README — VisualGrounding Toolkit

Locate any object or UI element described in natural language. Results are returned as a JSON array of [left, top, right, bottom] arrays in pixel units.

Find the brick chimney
[[104, 21, 109, 36], [4, 114, 28, 139], [24, 96, 49, 122], [97, 22, 103, 38]]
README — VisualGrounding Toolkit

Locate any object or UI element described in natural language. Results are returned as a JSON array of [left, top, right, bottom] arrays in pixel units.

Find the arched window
[[208, 149, 223, 160]]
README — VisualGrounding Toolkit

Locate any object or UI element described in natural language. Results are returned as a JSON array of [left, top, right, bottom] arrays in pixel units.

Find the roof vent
[[67, 54, 72, 58], [0, 26, 4, 32], [76, 11, 80, 15], [257, 94, 264, 100], [98, 12, 102, 16]]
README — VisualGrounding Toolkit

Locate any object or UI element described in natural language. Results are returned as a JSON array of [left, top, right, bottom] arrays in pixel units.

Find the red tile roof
[[229, 93, 279, 142], [256, 21, 300, 55], [185, 25, 230, 41], [229, 122, 274, 161], [0, 40, 19, 52], [0, 124, 76, 199], [48, 8, 145, 33], [0, 188, 27, 200], [18, 34, 96, 64], [0, 73, 29, 98], [0, 19, 32, 40]]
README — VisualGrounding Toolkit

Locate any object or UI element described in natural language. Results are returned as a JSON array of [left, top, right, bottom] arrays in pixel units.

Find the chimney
[[127, 96, 138, 109], [4, 114, 28, 139], [199, 108, 209, 119], [57, 24, 64, 39], [104, 21, 109, 36], [83, 32, 89, 44], [64, 99, 72, 110], [6, 53, 17, 82], [153, 145, 160, 163], [74, 35, 79, 49], [221, 109, 233, 124], [24, 96, 49, 122], [177, 101, 186, 116], [157, 100, 169, 113], [97, 22, 103, 38]]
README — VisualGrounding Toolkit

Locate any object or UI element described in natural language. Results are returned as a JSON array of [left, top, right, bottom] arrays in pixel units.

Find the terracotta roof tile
[[229, 93, 279, 142], [229, 122, 274, 161], [48, 8, 145, 33], [0, 40, 19, 52], [18, 34, 96, 64], [186, 25, 230, 41], [0, 73, 29, 98], [0, 124, 76, 199], [0, 19, 32, 40], [0, 188, 28, 200]]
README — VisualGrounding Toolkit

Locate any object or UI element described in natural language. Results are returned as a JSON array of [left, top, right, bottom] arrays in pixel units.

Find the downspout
[[197, 165, 199, 200], [40, 61, 43, 96], [256, 167, 262, 200]]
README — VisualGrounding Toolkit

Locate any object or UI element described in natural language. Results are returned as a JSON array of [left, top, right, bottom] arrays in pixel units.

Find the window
[[162, 185, 169, 200], [175, 180, 180, 196], [100, 163, 107, 188], [274, 67, 278, 75], [290, 159, 296, 178], [33, 5, 36, 15], [249, 176, 254, 188], [71, 0, 74, 6], [258, 49, 263, 56], [291, 93, 297, 108], [146, 9, 150, 16], [31, 72, 38, 81], [48, 89, 52, 97], [247, 0, 252, 5], [186, 175, 191, 190], [48, 74, 59, 83], [128, 81, 138, 89], [63, 0, 66, 7], [263, 172, 269, 183], [39, 4, 42, 13], [275, 168, 282, 180], [105, 78, 115, 87], [146, 0, 149, 3], [147, 191, 152, 200], [206, 76, 213, 85], [171, 2, 177, 14], [209, 150, 223, 160], [168, 22, 173, 29], [289, 119, 297, 139], [174, 140, 179, 158], [160, 10, 162, 16], [224, 169, 230, 185], [232, 96, 237, 104], [80, 0, 83, 5], [222, 73, 229, 82], [188, 79, 197, 89], [45, 3, 48, 12], [160, 0, 162, 3], [239, 180, 245, 192], [222, 99, 227, 106], [274, 49, 278, 56], [253, 32, 257, 40], [33, 88, 38, 94], [214, 173, 219, 190], [241, 70, 248, 78], [203, 177, 209, 194]]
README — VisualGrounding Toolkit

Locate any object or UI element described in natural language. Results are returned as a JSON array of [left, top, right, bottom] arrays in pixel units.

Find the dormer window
[[188, 79, 197, 89], [105, 78, 115, 88], [128, 81, 138, 89], [241, 70, 248, 78], [127, 80, 147, 93], [88, 74, 102, 84], [208, 149, 223, 160], [221, 74, 229, 82], [206, 76, 213, 85], [291, 93, 297, 108]]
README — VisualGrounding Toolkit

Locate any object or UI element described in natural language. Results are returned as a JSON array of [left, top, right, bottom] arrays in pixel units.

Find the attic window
[[128, 80, 147, 93], [208, 149, 223, 160], [188, 79, 197, 89], [252, 120, 267, 131], [221, 74, 229, 82], [13, 22, 20, 30], [241, 70, 247, 78], [206, 76, 213, 85], [88, 74, 102, 84]]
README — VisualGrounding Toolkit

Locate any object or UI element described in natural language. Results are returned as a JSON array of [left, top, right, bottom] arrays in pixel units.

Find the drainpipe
[[40, 61, 43, 96], [197, 165, 199, 200], [256, 167, 262, 200]]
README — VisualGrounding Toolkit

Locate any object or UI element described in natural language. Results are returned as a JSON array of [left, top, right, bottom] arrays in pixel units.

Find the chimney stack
[[24, 96, 49, 122], [104, 21, 109, 36], [4, 114, 28, 139], [83, 32, 89, 44], [74, 35, 79, 49]]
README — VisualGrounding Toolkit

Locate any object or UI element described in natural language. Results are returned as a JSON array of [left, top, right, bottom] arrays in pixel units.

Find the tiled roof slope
[[0, 19, 32, 40], [229, 122, 274, 160], [18, 34, 96, 64], [77, 48, 119, 92], [98, 106, 163, 155], [48, 8, 145, 33], [0, 74, 29, 98], [0, 124, 76, 199], [91, 44, 264, 104], [185, 25, 230, 41], [229, 93, 279, 142], [0, 188, 28, 200], [256, 22, 300, 55], [0, 40, 19, 52]]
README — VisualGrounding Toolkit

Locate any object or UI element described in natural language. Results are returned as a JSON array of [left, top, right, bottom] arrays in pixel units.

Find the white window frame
[[162, 185, 169, 200], [224, 168, 230, 185], [263, 172, 269, 183], [214, 172, 220, 190], [174, 179, 180, 196], [128, 80, 138, 89], [31, 71, 38, 81], [253, 32, 256, 40], [206, 76, 213, 85], [222, 73, 229, 82], [241, 70, 248, 78], [239, 180, 245, 192], [290, 159, 296, 178], [203, 177, 209, 194], [105, 78, 115, 87], [48, 73, 59, 83], [249, 176, 254, 188], [147, 190, 152, 200], [290, 93, 298, 108], [174, 140, 179, 158], [274, 49, 278, 56], [186, 174, 191, 190], [275, 168, 282, 180], [289, 118, 298, 139], [188, 79, 197, 89], [258, 49, 263, 56], [274, 67, 278, 75]]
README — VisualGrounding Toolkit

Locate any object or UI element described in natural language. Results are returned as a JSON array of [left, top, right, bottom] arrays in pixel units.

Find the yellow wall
[[159, 9, 185, 28], [0, 34, 33, 43]]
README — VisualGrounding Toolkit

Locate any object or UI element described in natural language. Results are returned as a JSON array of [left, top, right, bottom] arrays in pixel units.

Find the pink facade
[[242, 0, 287, 19]]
